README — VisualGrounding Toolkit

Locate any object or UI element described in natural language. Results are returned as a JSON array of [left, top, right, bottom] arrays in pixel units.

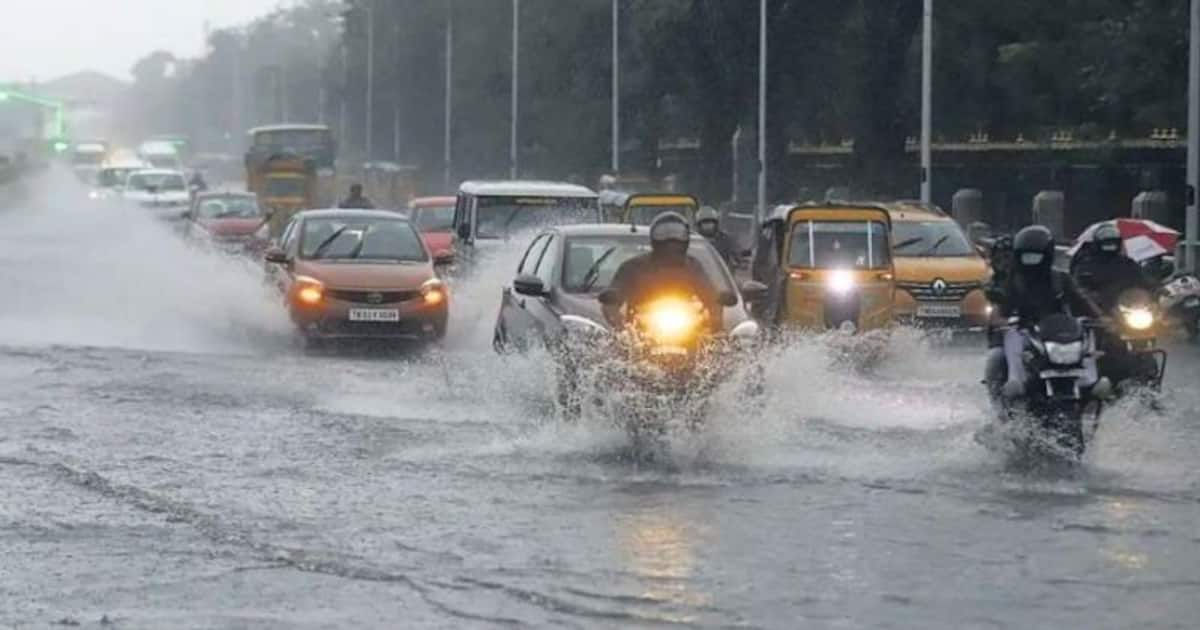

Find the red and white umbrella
[[1067, 218, 1180, 262]]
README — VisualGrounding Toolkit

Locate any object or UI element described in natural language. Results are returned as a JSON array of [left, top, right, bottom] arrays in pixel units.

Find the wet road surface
[[2, 172, 1199, 629]]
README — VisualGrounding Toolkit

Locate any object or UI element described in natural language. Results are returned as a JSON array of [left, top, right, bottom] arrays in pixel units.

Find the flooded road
[[2, 172, 1199, 629]]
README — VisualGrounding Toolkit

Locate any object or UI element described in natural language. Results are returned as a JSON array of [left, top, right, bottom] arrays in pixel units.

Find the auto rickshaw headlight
[[827, 269, 856, 295], [639, 297, 701, 345], [1120, 305, 1154, 331]]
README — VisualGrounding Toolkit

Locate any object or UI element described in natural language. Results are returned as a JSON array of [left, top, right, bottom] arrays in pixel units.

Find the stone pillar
[[1131, 190, 1170, 226], [951, 188, 984, 226], [1032, 190, 1065, 238]]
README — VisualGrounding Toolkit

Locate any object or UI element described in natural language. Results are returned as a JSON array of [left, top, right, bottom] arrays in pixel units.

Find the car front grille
[[897, 281, 981, 302], [326, 289, 421, 304]]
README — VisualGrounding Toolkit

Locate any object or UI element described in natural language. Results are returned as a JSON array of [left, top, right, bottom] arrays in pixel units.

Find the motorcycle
[[983, 314, 1111, 459], [1099, 288, 1167, 391]]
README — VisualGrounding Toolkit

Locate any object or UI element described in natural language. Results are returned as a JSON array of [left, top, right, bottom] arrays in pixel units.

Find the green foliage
[[122, 0, 1190, 199]]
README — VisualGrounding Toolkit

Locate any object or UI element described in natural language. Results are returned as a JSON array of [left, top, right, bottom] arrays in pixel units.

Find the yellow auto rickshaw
[[752, 204, 895, 333], [600, 191, 700, 226]]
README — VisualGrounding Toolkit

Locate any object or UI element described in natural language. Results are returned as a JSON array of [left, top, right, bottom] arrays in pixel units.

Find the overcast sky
[[1, 0, 287, 83]]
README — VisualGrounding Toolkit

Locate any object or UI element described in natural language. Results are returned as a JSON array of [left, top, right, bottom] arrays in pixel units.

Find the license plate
[[1040, 369, 1086, 378], [348, 309, 400, 322], [916, 303, 961, 318]]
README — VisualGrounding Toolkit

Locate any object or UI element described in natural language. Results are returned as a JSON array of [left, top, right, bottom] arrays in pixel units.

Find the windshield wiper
[[579, 246, 618, 293], [893, 236, 924, 250], [922, 234, 950, 255], [310, 226, 351, 259]]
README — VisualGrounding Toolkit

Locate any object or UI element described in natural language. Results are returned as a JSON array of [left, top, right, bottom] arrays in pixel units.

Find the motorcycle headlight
[[1120, 306, 1154, 331], [638, 297, 701, 345], [827, 269, 856, 295], [1044, 340, 1084, 366]]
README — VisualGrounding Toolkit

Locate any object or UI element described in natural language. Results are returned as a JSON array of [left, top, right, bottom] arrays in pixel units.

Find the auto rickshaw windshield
[[788, 220, 890, 269], [627, 205, 696, 226]]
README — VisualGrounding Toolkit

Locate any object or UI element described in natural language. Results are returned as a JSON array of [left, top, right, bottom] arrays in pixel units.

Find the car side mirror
[[597, 288, 621, 306], [739, 280, 768, 304], [513, 273, 547, 297], [456, 223, 471, 240], [264, 247, 289, 265], [718, 291, 740, 307], [433, 250, 455, 266]]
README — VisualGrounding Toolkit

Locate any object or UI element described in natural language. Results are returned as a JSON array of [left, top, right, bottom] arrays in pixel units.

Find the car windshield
[[788, 220, 891, 269], [127, 172, 186, 192], [266, 177, 306, 198], [196, 197, 262, 219], [561, 235, 734, 295], [98, 168, 136, 188], [627, 205, 696, 226], [411, 205, 454, 232], [475, 196, 598, 239], [300, 217, 428, 262], [892, 221, 974, 257]]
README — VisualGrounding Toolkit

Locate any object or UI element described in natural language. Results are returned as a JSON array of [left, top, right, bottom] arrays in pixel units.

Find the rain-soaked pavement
[[2, 171, 1199, 629]]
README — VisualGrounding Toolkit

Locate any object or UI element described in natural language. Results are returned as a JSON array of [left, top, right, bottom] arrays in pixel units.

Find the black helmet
[[1092, 223, 1122, 254], [1013, 225, 1054, 268], [649, 212, 691, 255]]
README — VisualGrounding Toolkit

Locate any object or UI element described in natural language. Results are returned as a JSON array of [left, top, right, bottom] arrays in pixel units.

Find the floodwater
[[2, 171, 1198, 629]]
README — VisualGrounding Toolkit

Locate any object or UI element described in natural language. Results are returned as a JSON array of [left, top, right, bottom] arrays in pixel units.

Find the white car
[[90, 159, 150, 200], [122, 169, 191, 219]]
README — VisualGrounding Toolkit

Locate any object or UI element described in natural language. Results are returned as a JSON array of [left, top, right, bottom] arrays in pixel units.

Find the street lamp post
[[444, 1, 454, 191], [1187, 0, 1199, 273], [756, 0, 767, 221], [510, 0, 520, 179], [920, 0, 933, 204], [365, 0, 376, 162], [611, 0, 620, 175]]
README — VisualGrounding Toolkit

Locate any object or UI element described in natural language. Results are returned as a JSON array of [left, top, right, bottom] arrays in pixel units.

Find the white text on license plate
[[349, 309, 400, 322], [917, 303, 961, 318]]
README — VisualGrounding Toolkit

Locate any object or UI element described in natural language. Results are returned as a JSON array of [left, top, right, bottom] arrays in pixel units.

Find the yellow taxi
[[885, 202, 992, 330]]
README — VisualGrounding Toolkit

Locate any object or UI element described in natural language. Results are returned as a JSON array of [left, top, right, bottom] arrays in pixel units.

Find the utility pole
[[611, 0, 620, 175], [510, 0, 520, 179], [231, 34, 242, 151], [444, 1, 454, 191], [756, 0, 767, 221], [1187, 0, 1199, 273], [365, 0, 376, 162], [920, 0, 933, 204]]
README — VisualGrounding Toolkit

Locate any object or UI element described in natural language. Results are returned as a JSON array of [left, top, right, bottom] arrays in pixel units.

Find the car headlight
[[1044, 340, 1084, 366], [1120, 306, 1154, 331], [294, 276, 325, 306], [637, 296, 701, 345], [827, 269, 856, 295], [421, 278, 447, 306]]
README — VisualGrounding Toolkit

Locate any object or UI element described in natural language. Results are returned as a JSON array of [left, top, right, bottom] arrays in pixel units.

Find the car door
[[523, 233, 562, 344], [498, 232, 551, 349]]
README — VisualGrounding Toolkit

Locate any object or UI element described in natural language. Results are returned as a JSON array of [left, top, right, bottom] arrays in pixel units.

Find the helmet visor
[[1020, 252, 1046, 266]]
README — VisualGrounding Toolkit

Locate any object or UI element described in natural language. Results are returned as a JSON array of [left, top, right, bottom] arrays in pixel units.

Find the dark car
[[265, 209, 454, 344], [492, 224, 766, 406]]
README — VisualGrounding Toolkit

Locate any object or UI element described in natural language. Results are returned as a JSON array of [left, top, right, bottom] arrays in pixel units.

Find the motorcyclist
[[602, 212, 721, 332], [695, 206, 736, 267], [188, 171, 208, 193], [338, 183, 375, 209], [1070, 223, 1159, 312], [985, 225, 1104, 398]]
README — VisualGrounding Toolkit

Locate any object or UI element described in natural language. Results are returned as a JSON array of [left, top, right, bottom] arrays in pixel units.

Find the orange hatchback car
[[265, 209, 451, 344]]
